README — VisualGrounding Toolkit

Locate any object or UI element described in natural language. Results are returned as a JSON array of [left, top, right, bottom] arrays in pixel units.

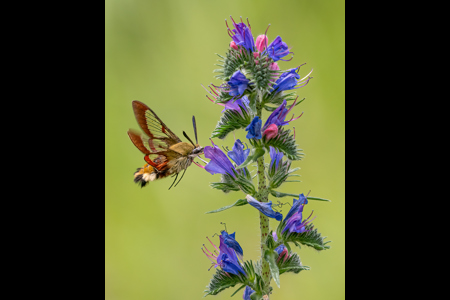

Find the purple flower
[[204, 142, 237, 178], [221, 231, 244, 259], [243, 286, 255, 300], [227, 139, 250, 166], [246, 195, 283, 221], [223, 95, 250, 115], [272, 66, 312, 92], [282, 194, 315, 234], [226, 17, 255, 52], [202, 234, 246, 276], [265, 36, 292, 61], [227, 70, 250, 96], [283, 193, 308, 221], [245, 116, 262, 139], [269, 146, 284, 171], [262, 98, 303, 130]]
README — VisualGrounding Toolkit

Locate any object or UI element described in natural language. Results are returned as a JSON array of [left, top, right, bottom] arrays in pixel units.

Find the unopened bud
[[256, 34, 268, 52], [263, 124, 278, 140], [230, 41, 238, 50]]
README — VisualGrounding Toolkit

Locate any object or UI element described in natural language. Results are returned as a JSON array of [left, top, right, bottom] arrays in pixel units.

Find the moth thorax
[[169, 142, 195, 156]]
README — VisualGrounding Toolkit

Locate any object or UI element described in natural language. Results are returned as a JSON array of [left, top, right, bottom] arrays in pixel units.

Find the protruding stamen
[[288, 111, 304, 123], [300, 68, 313, 81], [293, 127, 296, 139], [206, 236, 219, 252], [296, 63, 307, 73], [246, 17, 251, 31]]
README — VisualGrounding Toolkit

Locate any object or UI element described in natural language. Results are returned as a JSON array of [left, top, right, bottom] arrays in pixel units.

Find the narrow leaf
[[205, 199, 248, 214], [230, 285, 246, 297]]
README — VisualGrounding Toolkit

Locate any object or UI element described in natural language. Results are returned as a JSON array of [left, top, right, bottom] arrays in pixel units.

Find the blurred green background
[[105, 0, 344, 299]]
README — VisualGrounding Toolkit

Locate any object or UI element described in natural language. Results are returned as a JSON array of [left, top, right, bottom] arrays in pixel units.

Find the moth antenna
[[183, 131, 196, 147], [168, 173, 179, 190], [174, 168, 187, 188], [192, 116, 198, 145]]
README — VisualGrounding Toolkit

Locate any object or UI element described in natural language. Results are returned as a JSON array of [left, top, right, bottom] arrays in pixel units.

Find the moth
[[127, 100, 204, 189]]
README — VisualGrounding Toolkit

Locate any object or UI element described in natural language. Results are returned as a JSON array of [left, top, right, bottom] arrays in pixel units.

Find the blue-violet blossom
[[204, 141, 237, 178], [227, 18, 255, 52], [246, 195, 283, 221], [282, 194, 315, 234], [221, 231, 244, 259], [223, 95, 250, 115], [202, 234, 246, 276], [265, 36, 291, 61], [227, 139, 250, 167], [269, 146, 284, 171], [262, 98, 302, 131], [245, 116, 262, 139], [227, 70, 250, 96], [272, 66, 312, 92], [243, 286, 255, 300]]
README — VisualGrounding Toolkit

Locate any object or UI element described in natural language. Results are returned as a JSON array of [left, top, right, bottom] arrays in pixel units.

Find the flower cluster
[[199, 16, 329, 299]]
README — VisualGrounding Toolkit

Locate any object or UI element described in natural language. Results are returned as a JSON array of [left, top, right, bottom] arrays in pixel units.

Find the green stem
[[255, 93, 271, 297]]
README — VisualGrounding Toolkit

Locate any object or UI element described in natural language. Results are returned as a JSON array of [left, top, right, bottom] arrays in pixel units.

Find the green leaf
[[269, 190, 331, 202], [205, 199, 248, 214], [236, 147, 265, 170], [263, 127, 302, 160], [277, 252, 310, 275], [204, 269, 244, 296], [211, 105, 252, 139], [283, 224, 331, 251], [264, 250, 280, 288], [230, 285, 246, 297], [307, 196, 331, 202]]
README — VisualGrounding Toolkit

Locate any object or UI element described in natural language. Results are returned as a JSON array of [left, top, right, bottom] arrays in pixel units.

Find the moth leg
[[168, 173, 179, 190]]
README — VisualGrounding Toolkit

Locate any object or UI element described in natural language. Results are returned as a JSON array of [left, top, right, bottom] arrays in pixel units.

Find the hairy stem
[[256, 92, 271, 296]]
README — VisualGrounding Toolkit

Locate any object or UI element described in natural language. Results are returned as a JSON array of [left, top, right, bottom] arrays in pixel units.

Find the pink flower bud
[[230, 41, 238, 50], [263, 124, 278, 140], [269, 62, 280, 83], [253, 52, 260, 58], [256, 34, 268, 52], [269, 62, 280, 71]]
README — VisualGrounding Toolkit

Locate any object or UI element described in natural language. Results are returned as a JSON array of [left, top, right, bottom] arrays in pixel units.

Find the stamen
[[202, 248, 216, 263], [201, 84, 216, 98], [206, 95, 217, 103], [296, 63, 307, 73], [203, 244, 217, 258], [293, 77, 312, 89], [206, 236, 219, 252], [285, 96, 299, 116], [209, 138, 215, 146], [230, 16, 237, 26], [209, 85, 219, 96], [246, 17, 251, 31], [293, 127, 296, 139], [300, 68, 313, 81], [288, 111, 304, 123], [306, 190, 311, 197]]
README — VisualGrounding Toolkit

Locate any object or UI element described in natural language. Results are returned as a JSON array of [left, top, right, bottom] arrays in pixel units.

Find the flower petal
[[246, 195, 283, 221]]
